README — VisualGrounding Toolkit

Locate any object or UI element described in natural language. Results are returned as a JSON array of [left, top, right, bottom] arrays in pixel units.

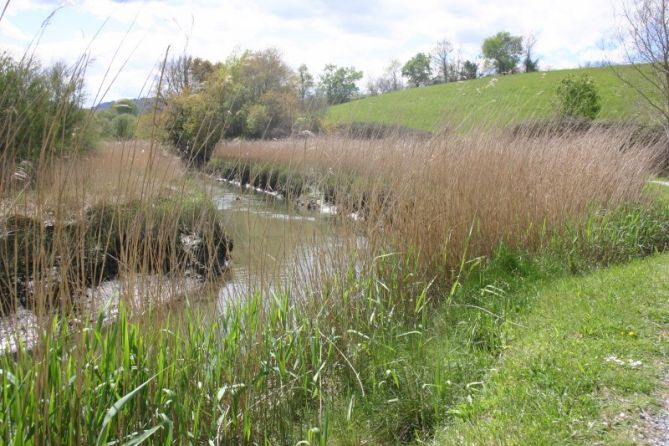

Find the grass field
[[326, 65, 655, 132]]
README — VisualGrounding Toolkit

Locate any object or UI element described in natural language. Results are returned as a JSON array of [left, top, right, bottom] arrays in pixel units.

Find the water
[[204, 178, 344, 311]]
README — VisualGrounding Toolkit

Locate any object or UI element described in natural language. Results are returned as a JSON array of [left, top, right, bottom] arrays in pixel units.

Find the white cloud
[[0, 0, 624, 103]]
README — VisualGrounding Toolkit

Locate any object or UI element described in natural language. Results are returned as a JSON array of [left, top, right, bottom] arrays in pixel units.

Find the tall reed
[[211, 127, 658, 278]]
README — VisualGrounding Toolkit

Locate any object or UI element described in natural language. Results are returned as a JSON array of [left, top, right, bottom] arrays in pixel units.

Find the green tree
[[0, 53, 88, 162], [461, 60, 478, 80], [112, 98, 139, 116], [164, 93, 224, 165], [318, 64, 363, 105], [482, 31, 523, 74], [297, 64, 314, 106], [245, 104, 271, 137], [555, 75, 601, 120], [402, 53, 432, 87]]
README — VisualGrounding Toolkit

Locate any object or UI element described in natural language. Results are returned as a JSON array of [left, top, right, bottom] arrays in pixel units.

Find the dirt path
[[640, 376, 669, 445]]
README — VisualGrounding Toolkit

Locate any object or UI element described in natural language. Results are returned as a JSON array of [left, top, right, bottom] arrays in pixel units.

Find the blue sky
[[0, 0, 625, 104]]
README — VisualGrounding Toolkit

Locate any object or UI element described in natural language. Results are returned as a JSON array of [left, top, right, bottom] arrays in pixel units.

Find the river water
[[206, 178, 342, 310]]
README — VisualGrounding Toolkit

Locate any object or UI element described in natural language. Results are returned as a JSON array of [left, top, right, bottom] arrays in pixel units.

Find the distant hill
[[93, 97, 156, 113], [326, 65, 654, 132]]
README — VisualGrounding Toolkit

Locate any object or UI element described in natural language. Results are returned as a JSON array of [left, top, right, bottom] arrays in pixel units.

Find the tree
[[523, 33, 540, 72], [617, 0, 669, 130], [318, 64, 363, 105], [402, 53, 432, 87], [431, 39, 453, 83], [387, 59, 404, 91], [111, 114, 137, 139], [164, 55, 217, 96], [112, 98, 139, 116], [297, 64, 314, 106], [366, 60, 405, 96], [555, 75, 601, 120], [164, 92, 224, 165], [165, 55, 193, 96], [461, 60, 478, 80], [482, 31, 523, 74], [221, 48, 299, 137]]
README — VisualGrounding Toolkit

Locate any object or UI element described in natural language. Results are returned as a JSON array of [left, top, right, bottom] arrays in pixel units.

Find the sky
[[0, 0, 625, 105]]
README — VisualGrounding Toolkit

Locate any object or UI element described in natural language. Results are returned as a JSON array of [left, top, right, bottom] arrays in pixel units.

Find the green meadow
[[327, 66, 654, 132]]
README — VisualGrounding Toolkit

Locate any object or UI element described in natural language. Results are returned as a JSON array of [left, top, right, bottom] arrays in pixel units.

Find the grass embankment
[[435, 253, 669, 445], [326, 65, 653, 132]]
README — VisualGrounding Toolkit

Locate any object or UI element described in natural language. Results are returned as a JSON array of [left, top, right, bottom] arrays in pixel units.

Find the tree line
[[368, 31, 538, 94], [158, 29, 541, 162]]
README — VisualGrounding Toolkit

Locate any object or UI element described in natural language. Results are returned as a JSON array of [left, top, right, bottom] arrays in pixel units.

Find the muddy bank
[[0, 274, 204, 353], [206, 160, 380, 221], [0, 199, 233, 315]]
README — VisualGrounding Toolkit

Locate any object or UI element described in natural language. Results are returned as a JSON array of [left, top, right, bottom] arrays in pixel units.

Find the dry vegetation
[[3, 140, 185, 218], [212, 128, 659, 276], [0, 140, 231, 320]]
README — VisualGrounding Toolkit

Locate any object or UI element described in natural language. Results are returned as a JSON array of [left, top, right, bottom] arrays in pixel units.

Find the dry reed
[[212, 127, 658, 276]]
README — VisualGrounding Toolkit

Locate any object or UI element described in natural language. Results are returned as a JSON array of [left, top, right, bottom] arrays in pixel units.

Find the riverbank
[[434, 252, 669, 445], [0, 142, 233, 352], [2, 197, 669, 443], [2, 126, 669, 443]]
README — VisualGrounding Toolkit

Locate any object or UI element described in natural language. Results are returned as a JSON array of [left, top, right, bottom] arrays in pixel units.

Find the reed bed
[[211, 128, 658, 277], [4, 140, 185, 217], [0, 140, 231, 320]]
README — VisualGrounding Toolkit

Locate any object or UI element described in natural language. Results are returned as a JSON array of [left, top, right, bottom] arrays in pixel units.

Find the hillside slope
[[326, 66, 652, 132]]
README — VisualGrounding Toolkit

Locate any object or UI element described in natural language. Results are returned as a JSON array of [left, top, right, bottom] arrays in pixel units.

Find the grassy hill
[[326, 66, 653, 132]]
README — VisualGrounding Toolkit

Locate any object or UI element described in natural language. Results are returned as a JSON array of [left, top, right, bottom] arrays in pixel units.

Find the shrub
[[556, 75, 601, 120], [164, 93, 224, 165], [0, 54, 89, 162], [111, 113, 137, 139], [245, 104, 271, 137]]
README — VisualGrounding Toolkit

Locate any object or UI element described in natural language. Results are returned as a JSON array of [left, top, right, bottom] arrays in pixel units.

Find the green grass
[[434, 252, 669, 445], [326, 66, 653, 132], [646, 179, 669, 205]]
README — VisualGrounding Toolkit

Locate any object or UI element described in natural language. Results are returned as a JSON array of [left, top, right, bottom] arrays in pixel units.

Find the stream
[[0, 176, 345, 352], [206, 178, 343, 310]]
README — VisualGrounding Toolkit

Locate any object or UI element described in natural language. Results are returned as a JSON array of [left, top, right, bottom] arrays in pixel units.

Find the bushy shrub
[[0, 54, 89, 162], [162, 49, 307, 145], [245, 104, 271, 137], [556, 75, 601, 120], [111, 113, 137, 139]]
